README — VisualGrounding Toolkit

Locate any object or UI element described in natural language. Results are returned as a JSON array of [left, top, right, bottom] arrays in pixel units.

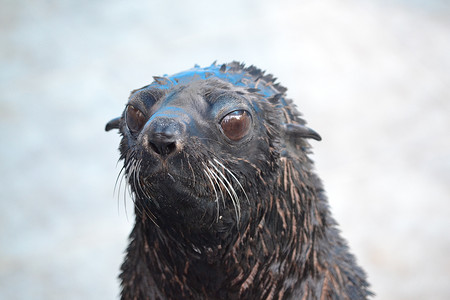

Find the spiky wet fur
[[114, 62, 372, 299]]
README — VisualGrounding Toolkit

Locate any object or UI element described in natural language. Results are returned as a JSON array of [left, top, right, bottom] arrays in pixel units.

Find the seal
[[106, 62, 371, 299]]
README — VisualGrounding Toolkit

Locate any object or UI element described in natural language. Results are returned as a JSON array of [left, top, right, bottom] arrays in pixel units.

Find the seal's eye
[[220, 110, 251, 141], [126, 105, 146, 134]]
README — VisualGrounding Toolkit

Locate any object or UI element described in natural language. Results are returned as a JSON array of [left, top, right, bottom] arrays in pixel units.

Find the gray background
[[1, 0, 449, 299]]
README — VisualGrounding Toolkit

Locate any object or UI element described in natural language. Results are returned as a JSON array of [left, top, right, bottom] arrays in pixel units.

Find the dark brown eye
[[126, 105, 146, 134], [220, 110, 251, 141]]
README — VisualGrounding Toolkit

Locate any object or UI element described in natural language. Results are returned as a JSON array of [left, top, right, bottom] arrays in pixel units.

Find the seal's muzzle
[[143, 116, 186, 157]]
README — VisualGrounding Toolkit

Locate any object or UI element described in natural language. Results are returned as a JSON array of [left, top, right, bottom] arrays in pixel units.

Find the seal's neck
[[120, 155, 349, 299], [122, 216, 247, 299]]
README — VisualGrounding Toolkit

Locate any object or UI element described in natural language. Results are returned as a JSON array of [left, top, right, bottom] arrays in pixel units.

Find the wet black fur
[[108, 62, 372, 299]]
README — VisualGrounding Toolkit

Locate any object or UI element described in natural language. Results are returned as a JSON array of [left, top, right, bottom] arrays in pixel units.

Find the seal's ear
[[105, 117, 121, 132], [283, 123, 322, 141]]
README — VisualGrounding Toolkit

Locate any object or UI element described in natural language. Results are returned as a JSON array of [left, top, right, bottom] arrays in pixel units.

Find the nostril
[[148, 142, 160, 154], [145, 116, 185, 157], [149, 141, 177, 156], [165, 142, 176, 154]]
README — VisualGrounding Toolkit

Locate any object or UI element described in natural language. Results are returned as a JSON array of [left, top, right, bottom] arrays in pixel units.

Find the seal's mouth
[[142, 171, 213, 201], [123, 154, 249, 225]]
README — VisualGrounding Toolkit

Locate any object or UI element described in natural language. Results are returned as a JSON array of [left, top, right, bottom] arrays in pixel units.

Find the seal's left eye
[[220, 110, 251, 141], [126, 105, 146, 134]]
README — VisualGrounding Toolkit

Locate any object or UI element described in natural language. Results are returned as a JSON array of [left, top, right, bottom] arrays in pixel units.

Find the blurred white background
[[1, 0, 449, 299]]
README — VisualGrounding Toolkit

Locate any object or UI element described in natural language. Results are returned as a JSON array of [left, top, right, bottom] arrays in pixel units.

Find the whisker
[[134, 160, 145, 198], [123, 155, 143, 220], [203, 163, 224, 207], [213, 158, 250, 204], [120, 158, 133, 220], [203, 164, 220, 223], [114, 164, 126, 215], [136, 160, 151, 200], [130, 162, 149, 220], [187, 155, 196, 187], [116, 153, 135, 215], [114, 164, 125, 197], [136, 163, 159, 225], [208, 161, 241, 223]]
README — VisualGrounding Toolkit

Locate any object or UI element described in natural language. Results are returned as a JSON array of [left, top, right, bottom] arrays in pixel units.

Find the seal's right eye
[[220, 110, 251, 141], [126, 105, 146, 134]]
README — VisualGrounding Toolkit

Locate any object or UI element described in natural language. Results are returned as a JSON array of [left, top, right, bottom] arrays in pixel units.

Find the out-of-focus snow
[[1, 0, 449, 299]]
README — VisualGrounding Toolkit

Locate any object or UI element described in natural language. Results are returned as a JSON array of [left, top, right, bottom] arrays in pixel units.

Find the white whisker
[[187, 155, 196, 187], [208, 161, 241, 223], [202, 166, 220, 222], [213, 158, 250, 204]]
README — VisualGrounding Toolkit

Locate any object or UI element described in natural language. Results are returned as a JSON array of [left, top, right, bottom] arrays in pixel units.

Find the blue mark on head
[[147, 63, 288, 106]]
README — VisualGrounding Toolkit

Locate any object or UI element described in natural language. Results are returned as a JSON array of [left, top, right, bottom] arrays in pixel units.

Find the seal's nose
[[145, 117, 185, 157]]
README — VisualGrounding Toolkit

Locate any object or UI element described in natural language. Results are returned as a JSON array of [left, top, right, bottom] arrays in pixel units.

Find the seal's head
[[106, 61, 320, 232], [107, 62, 371, 300]]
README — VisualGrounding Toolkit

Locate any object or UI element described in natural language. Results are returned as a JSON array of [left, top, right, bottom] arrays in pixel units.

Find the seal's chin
[[139, 172, 218, 224]]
